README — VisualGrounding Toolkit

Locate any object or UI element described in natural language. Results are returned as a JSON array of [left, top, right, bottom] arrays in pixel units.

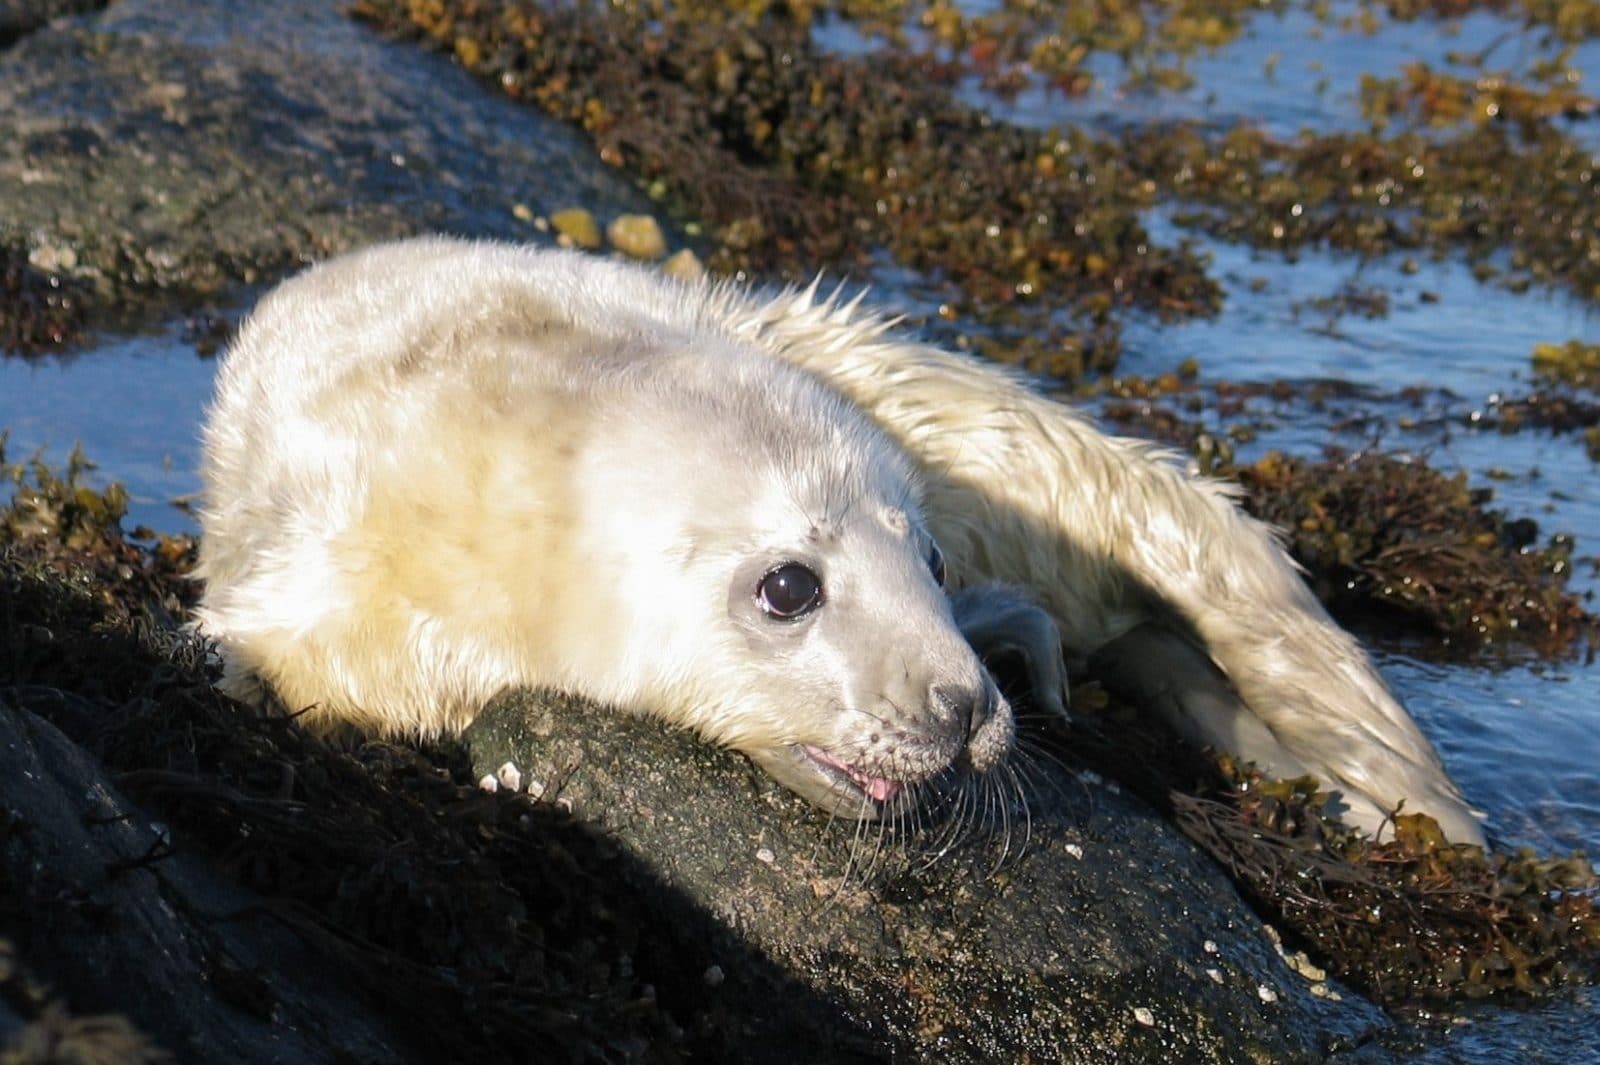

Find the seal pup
[[195, 236, 1484, 845], [193, 239, 1066, 820]]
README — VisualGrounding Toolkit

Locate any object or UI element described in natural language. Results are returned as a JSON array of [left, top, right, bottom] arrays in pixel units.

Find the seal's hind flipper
[[1088, 622, 1313, 780]]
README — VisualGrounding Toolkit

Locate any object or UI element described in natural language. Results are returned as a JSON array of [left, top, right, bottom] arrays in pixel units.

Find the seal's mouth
[[800, 744, 906, 805]]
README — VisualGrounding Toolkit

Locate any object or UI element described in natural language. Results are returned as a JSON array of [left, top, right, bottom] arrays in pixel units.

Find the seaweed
[[349, 0, 1227, 374], [1086, 389, 1597, 653], [1174, 764, 1600, 1004], [0, 439, 198, 625], [1236, 448, 1593, 651], [1531, 340, 1600, 392], [1054, 678, 1599, 1006], [352, 0, 1600, 384]]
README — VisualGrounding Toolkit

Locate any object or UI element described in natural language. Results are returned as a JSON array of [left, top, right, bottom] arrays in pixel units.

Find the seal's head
[[583, 340, 1015, 818]]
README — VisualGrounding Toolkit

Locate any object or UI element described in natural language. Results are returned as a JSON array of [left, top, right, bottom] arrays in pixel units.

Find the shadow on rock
[[0, 550, 883, 1063], [466, 690, 1396, 1062]]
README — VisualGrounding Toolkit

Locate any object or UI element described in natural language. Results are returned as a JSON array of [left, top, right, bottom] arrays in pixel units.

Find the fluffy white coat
[[194, 237, 1484, 844]]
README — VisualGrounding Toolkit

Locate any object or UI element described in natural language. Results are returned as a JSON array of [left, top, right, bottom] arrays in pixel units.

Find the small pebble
[[661, 248, 705, 281], [1205, 968, 1223, 984], [607, 213, 668, 260], [478, 773, 499, 793], [1257, 985, 1278, 1004], [495, 761, 523, 792], [756, 847, 776, 864], [28, 243, 77, 272], [1132, 1007, 1155, 1027], [703, 965, 725, 987], [551, 207, 602, 249], [1063, 843, 1084, 860], [1283, 950, 1326, 982]]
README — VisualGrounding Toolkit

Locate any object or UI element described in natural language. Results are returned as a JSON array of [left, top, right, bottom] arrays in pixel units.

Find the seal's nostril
[[974, 685, 997, 735], [932, 684, 983, 735]]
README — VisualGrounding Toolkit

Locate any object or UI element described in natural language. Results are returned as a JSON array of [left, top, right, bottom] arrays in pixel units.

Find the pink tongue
[[805, 746, 903, 803], [861, 776, 903, 803]]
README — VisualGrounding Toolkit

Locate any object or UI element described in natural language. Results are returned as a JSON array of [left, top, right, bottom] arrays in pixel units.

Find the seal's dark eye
[[928, 542, 946, 587], [757, 563, 823, 619]]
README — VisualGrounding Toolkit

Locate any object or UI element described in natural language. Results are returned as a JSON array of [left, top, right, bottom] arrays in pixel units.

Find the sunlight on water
[[0, 323, 216, 531]]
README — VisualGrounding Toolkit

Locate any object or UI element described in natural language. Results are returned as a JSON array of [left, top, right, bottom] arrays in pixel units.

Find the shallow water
[[993, 5, 1600, 148], [3, 0, 1598, 1053], [0, 322, 218, 531]]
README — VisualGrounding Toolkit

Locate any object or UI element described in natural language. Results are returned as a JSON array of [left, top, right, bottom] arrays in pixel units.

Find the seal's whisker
[[832, 792, 875, 898], [1005, 745, 1057, 811], [988, 764, 1035, 874], [1016, 737, 1101, 825], [855, 807, 891, 886], [938, 773, 980, 859], [1009, 733, 1079, 785], [911, 770, 968, 871], [1005, 762, 1035, 857], [986, 778, 1013, 874]]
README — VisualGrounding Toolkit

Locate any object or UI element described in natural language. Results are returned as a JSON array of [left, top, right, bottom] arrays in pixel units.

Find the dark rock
[[0, 701, 407, 1062], [0, 0, 106, 49], [0, 0, 652, 338], [467, 691, 1395, 1062]]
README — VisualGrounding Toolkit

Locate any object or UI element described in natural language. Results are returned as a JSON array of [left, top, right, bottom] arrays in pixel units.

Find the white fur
[[195, 237, 1484, 844]]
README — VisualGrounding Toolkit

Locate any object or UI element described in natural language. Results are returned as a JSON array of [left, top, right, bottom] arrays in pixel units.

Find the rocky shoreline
[[2, 1, 1595, 1062]]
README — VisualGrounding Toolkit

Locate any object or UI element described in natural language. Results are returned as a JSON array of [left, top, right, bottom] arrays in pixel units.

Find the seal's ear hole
[[928, 541, 946, 587], [757, 563, 823, 619]]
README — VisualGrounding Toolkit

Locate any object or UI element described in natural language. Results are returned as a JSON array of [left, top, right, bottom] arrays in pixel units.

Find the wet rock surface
[[0, 0, 651, 343], [0, 0, 106, 47], [0, 704, 406, 1062], [466, 692, 1397, 1062]]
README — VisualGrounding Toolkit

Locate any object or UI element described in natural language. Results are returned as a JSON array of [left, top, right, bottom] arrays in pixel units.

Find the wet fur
[[196, 237, 1484, 845]]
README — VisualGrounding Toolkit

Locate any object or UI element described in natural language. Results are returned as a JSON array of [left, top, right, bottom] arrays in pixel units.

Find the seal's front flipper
[[949, 583, 1069, 723]]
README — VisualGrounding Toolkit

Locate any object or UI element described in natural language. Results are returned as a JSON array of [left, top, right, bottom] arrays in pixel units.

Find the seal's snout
[[934, 679, 1013, 775]]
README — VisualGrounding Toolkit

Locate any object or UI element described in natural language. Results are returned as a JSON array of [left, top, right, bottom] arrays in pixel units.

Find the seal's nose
[[932, 683, 987, 738], [936, 677, 1013, 773]]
